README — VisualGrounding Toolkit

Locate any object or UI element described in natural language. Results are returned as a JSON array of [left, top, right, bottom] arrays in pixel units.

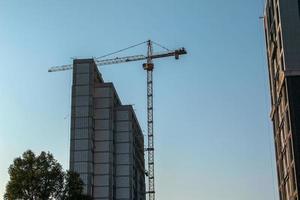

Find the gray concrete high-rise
[[69, 59, 146, 200], [264, 0, 300, 199]]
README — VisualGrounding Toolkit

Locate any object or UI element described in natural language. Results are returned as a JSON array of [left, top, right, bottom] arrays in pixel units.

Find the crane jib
[[48, 48, 186, 72]]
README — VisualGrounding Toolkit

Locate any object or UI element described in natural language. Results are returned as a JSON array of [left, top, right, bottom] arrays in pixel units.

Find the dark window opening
[[298, 0, 300, 18], [281, 55, 285, 70], [276, 5, 280, 25]]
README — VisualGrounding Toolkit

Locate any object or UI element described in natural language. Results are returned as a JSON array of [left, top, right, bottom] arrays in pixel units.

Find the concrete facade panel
[[94, 186, 109, 198], [75, 106, 90, 117], [116, 165, 130, 176], [94, 152, 110, 163], [74, 96, 92, 106], [75, 63, 90, 73], [115, 132, 130, 142], [94, 109, 110, 119], [74, 139, 89, 150], [115, 143, 130, 154], [74, 163, 88, 173], [94, 141, 110, 152], [75, 74, 90, 85], [116, 154, 130, 165], [75, 117, 92, 129], [74, 128, 90, 139], [75, 85, 90, 96], [94, 98, 111, 108], [95, 87, 111, 98], [116, 188, 130, 199], [116, 177, 130, 187], [94, 163, 110, 174], [116, 110, 129, 120], [94, 175, 110, 186], [116, 121, 131, 132], [94, 130, 111, 141], [74, 151, 89, 162], [95, 119, 110, 130]]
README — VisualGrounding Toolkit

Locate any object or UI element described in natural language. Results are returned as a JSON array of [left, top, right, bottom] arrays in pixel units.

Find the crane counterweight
[[143, 63, 154, 71]]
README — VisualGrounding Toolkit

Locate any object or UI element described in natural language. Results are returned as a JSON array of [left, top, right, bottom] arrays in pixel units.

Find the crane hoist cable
[[96, 40, 148, 59], [95, 40, 171, 60]]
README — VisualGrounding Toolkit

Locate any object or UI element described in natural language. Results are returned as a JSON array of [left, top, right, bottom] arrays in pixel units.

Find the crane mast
[[48, 40, 187, 200], [143, 40, 155, 200]]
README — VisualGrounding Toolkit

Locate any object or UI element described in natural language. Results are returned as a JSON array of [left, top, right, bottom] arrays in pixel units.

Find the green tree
[[4, 150, 91, 200], [61, 171, 92, 200]]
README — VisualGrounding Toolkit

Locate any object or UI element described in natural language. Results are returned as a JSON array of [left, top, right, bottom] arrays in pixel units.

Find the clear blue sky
[[0, 0, 278, 200]]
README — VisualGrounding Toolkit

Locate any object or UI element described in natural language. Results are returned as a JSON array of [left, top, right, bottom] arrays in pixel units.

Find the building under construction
[[48, 40, 187, 200], [264, 0, 300, 199], [69, 59, 146, 199]]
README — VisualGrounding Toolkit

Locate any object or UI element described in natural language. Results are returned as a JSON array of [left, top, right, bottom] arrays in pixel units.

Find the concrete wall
[[279, 0, 300, 70]]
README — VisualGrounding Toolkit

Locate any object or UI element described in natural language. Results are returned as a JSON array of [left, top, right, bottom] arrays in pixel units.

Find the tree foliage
[[4, 150, 91, 200], [61, 171, 92, 200]]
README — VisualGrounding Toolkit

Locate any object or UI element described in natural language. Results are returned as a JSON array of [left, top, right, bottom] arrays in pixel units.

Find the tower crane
[[48, 40, 187, 200]]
